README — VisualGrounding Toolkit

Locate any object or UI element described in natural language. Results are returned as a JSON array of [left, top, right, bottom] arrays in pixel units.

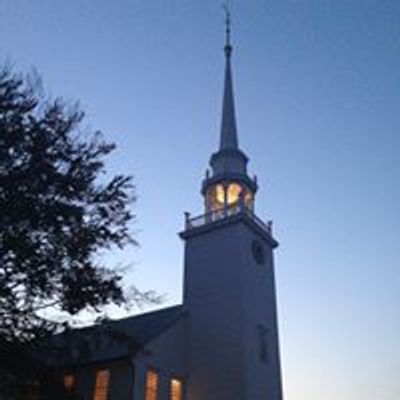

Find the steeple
[[220, 9, 238, 150], [201, 11, 258, 214], [181, 16, 282, 400]]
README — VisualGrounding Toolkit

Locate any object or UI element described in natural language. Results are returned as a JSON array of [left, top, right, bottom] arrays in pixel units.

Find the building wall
[[70, 358, 134, 400], [133, 317, 187, 400], [182, 216, 283, 400], [183, 221, 246, 400], [240, 222, 283, 400]]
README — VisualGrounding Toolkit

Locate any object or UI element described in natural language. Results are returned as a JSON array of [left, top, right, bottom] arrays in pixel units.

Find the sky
[[1, 1, 399, 399]]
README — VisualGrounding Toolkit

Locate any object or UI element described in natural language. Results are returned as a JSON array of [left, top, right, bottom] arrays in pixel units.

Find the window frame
[[93, 368, 110, 400], [144, 367, 159, 400], [169, 376, 184, 400], [63, 373, 75, 391]]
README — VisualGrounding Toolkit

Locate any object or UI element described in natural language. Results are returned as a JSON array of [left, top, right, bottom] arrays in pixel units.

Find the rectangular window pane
[[64, 374, 74, 390], [93, 369, 110, 400], [145, 370, 158, 400], [170, 378, 183, 400]]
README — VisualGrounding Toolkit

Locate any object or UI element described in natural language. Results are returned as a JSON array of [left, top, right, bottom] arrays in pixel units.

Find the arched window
[[93, 369, 110, 400], [145, 369, 159, 400], [170, 378, 183, 400], [226, 183, 242, 205]]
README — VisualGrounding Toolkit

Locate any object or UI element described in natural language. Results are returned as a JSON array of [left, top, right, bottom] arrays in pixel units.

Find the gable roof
[[46, 305, 185, 367], [107, 304, 184, 346]]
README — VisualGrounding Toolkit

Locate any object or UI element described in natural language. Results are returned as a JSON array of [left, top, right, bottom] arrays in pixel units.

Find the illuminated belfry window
[[145, 369, 159, 400], [170, 378, 183, 400], [205, 181, 254, 213], [63, 374, 75, 391], [206, 184, 225, 211], [227, 182, 242, 204], [93, 369, 110, 400]]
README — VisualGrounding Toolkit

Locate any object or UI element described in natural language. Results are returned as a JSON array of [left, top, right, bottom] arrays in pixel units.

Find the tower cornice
[[180, 208, 278, 249]]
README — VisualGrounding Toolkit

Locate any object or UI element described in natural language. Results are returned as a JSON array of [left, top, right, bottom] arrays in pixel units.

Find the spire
[[220, 7, 238, 150], [201, 9, 258, 202]]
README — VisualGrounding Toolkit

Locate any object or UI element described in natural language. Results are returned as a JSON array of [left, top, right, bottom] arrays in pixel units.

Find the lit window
[[170, 378, 183, 400], [145, 370, 158, 400], [215, 184, 225, 205], [93, 369, 110, 400], [64, 374, 74, 391], [227, 183, 242, 205]]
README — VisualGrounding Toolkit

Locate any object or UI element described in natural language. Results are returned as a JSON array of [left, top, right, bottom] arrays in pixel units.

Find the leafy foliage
[[0, 67, 137, 343]]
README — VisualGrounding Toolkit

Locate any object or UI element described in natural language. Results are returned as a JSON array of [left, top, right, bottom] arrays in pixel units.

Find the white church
[[59, 20, 284, 400]]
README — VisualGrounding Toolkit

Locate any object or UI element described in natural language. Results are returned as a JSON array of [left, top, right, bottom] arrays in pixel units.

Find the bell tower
[[181, 12, 283, 400]]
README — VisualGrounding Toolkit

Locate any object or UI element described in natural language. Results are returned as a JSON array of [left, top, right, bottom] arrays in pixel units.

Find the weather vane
[[222, 4, 231, 47], [222, 4, 232, 56]]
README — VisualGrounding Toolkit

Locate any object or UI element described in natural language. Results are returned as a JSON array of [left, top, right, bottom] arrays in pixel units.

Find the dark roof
[[46, 305, 185, 366], [107, 304, 184, 345]]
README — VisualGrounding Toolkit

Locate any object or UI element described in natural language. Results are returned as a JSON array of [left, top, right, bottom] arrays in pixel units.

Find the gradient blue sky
[[1, 1, 399, 399]]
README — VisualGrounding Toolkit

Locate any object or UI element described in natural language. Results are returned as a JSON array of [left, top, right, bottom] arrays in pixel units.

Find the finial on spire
[[223, 4, 232, 57], [219, 4, 238, 151]]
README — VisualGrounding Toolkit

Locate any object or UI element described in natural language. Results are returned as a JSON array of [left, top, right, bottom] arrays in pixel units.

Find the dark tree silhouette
[[0, 66, 138, 345]]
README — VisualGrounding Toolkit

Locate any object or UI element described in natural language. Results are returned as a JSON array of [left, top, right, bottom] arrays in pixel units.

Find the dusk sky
[[1, 1, 399, 399]]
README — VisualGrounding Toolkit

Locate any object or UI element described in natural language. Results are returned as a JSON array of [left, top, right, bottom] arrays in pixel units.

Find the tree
[[0, 66, 138, 345]]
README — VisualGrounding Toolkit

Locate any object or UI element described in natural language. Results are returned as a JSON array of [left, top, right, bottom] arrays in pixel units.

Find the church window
[[63, 374, 75, 391], [145, 369, 159, 400], [206, 184, 226, 213], [93, 369, 110, 400], [258, 325, 269, 363], [226, 182, 242, 205], [215, 184, 225, 206], [170, 377, 183, 400]]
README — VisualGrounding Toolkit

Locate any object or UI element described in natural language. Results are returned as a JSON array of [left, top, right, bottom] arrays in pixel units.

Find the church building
[[59, 19, 284, 400]]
